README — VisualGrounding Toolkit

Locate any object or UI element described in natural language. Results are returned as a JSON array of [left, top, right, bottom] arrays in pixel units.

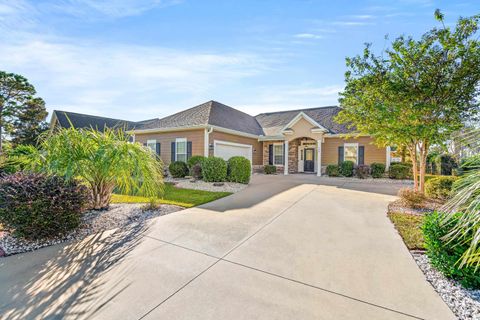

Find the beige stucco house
[[51, 100, 392, 175]]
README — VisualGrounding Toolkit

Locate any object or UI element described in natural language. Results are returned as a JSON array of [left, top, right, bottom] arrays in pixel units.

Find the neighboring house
[[51, 100, 393, 175]]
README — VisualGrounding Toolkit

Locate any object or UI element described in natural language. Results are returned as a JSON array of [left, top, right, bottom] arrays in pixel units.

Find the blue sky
[[0, 0, 478, 121]]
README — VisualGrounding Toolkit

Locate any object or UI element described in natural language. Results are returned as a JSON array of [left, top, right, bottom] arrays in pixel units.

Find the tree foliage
[[336, 11, 480, 192], [0, 71, 47, 152]]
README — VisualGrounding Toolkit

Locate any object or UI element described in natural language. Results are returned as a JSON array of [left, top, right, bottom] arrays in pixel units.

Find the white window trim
[[147, 139, 157, 153], [273, 142, 284, 166], [344, 143, 359, 164], [175, 138, 187, 161]]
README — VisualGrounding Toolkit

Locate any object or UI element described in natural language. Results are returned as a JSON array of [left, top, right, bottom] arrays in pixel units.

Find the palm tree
[[442, 128, 480, 268], [32, 126, 163, 209]]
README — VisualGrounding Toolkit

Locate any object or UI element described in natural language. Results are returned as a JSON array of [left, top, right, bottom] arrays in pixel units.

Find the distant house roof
[[137, 100, 265, 136], [51, 102, 353, 137], [51, 110, 156, 131], [254, 106, 351, 136]]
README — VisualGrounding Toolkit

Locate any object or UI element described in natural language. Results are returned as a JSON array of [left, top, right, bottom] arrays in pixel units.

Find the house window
[[344, 143, 358, 164], [273, 144, 284, 165], [147, 139, 156, 153], [176, 138, 187, 162]]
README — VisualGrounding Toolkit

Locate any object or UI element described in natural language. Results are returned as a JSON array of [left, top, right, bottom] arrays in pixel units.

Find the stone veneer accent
[[288, 139, 299, 173]]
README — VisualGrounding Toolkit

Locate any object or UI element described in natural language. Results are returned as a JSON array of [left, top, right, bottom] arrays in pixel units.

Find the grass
[[388, 212, 425, 250], [111, 183, 232, 208]]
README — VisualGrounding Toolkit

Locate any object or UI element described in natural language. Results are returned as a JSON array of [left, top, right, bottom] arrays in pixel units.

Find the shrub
[[190, 163, 202, 180], [398, 187, 426, 208], [169, 161, 189, 178], [326, 164, 340, 177], [423, 212, 480, 289], [370, 163, 386, 178], [0, 172, 90, 240], [339, 161, 354, 177], [187, 155, 205, 169], [355, 165, 371, 179], [227, 156, 251, 184], [1, 145, 39, 174], [264, 165, 276, 174], [389, 163, 412, 179], [425, 176, 459, 200], [203, 157, 227, 182]]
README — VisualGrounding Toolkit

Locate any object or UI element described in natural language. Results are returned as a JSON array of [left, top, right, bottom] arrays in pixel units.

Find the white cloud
[[294, 33, 324, 39], [0, 37, 268, 120], [46, 0, 182, 18]]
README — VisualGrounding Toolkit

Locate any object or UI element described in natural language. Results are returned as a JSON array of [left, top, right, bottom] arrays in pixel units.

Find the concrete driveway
[[0, 175, 454, 320]]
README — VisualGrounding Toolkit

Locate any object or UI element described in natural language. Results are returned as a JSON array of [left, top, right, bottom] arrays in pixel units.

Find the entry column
[[317, 139, 322, 176], [284, 140, 289, 175]]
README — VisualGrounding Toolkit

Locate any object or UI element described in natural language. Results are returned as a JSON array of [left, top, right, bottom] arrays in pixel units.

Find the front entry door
[[304, 148, 315, 172]]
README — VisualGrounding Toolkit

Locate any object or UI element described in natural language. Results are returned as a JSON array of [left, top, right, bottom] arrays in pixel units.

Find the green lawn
[[111, 183, 232, 208], [388, 212, 425, 250]]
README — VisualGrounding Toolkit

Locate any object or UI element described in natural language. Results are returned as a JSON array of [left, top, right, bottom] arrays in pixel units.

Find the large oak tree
[[336, 10, 480, 192]]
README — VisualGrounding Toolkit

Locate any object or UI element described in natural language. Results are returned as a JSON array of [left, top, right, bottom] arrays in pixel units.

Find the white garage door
[[214, 140, 253, 164]]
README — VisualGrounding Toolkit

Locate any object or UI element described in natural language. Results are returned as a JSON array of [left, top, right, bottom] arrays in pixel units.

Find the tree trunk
[[91, 183, 115, 210], [419, 142, 429, 194], [408, 145, 419, 191]]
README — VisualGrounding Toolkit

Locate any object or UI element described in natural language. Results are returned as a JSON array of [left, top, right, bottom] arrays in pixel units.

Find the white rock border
[[0, 203, 183, 257], [165, 177, 247, 193], [412, 252, 480, 319]]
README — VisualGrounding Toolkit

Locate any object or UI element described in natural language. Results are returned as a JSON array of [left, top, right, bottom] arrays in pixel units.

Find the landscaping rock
[[165, 177, 247, 193], [0, 203, 183, 257], [213, 182, 224, 187], [0, 247, 5, 257], [412, 252, 480, 319]]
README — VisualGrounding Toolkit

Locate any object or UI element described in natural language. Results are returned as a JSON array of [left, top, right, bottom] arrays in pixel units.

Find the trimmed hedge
[[326, 164, 340, 177], [389, 163, 412, 179], [169, 161, 189, 178], [203, 157, 227, 182], [355, 165, 370, 179], [187, 155, 205, 169], [425, 176, 459, 200], [0, 172, 90, 240], [227, 156, 251, 184], [339, 161, 354, 177], [264, 165, 276, 174], [370, 163, 386, 178], [424, 212, 480, 289]]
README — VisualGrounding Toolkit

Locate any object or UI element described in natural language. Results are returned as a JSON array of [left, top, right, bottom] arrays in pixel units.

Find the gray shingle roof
[[52, 110, 153, 131], [137, 100, 265, 135], [52, 102, 353, 137], [254, 106, 352, 136]]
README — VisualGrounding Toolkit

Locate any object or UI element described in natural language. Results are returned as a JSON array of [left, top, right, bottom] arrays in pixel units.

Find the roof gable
[[280, 111, 328, 133]]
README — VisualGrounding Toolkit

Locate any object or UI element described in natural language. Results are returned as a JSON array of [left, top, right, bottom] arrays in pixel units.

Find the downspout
[[204, 126, 213, 157]]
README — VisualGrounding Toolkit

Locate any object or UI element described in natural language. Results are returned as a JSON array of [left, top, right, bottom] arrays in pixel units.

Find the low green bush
[[425, 176, 459, 200], [423, 212, 480, 289], [0, 172, 90, 240], [227, 156, 251, 184], [339, 161, 354, 177], [203, 157, 227, 182], [389, 163, 412, 179], [355, 165, 371, 179], [169, 161, 189, 178], [187, 155, 205, 169], [326, 164, 340, 177], [370, 163, 386, 178], [264, 165, 276, 174], [398, 187, 425, 209]]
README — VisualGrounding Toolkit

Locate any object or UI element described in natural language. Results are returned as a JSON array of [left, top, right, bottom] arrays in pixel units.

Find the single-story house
[[51, 100, 395, 175]]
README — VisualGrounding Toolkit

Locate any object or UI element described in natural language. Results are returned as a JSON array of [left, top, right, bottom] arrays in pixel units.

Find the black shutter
[[282, 144, 286, 165], [171, 142, 176, 162], [358, 146, 365, 165], [156, 142, 161, 156], [143, 143, 147, 147], [187, 141, 192, 160], [268, 144, 273, 165], [338, 146, 344, 165]]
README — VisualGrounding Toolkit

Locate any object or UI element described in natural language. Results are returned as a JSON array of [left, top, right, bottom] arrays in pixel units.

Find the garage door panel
[[214, 140, 252, 163]]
